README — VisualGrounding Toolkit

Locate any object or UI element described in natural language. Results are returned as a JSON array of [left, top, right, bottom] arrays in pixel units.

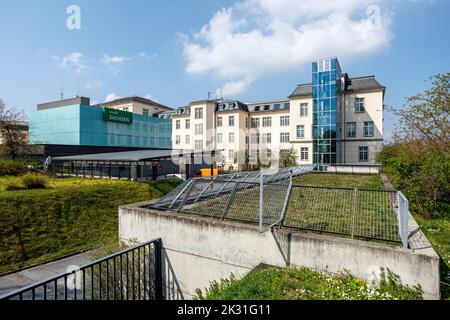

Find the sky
[[0, 0, 449, 141]]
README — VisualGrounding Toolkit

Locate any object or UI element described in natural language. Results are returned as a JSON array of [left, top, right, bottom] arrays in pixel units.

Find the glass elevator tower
[[312, 58, 342, 165]]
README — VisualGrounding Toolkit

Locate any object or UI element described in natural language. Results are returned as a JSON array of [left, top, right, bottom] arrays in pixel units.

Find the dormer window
[[254, 106, 260, 112], [274, 104, 280, 110], [264, 105, 270, 111]]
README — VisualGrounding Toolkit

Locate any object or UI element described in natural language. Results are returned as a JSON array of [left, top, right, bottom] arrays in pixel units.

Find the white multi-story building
[[170, 58, 385, 170]]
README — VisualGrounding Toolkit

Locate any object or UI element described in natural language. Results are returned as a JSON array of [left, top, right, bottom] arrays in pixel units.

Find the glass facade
[[29, 104, 172, 148], [312, 58, 342, 164]]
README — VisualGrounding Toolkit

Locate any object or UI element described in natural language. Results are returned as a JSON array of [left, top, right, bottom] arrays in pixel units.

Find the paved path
[[0, 252, 93, 298]]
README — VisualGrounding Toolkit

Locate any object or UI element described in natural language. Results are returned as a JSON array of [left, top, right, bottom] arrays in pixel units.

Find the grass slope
[[0, 177, 181, 274]]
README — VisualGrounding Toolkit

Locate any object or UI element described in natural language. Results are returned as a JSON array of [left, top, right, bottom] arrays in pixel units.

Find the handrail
[[0, 238, 163, 301]]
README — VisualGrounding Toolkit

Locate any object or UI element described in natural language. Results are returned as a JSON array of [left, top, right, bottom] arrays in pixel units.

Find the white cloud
[[56, 52, 88, 74], [215, 77, 254, 97], [104, 93, 123, 102], [138, 52, 158, 59], [181, 0, 396, 97], [101, 54, 130, 74]]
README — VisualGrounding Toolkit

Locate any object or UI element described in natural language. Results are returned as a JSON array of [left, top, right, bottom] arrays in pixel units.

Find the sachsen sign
[[103, 108, 133, 124]]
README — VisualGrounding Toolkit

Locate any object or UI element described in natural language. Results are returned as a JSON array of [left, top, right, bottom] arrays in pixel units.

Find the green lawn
[[0, 176, 182, 274], [184, 173, 399, 242], [195, 265, 423, 300], [292, 173, 385, 189]]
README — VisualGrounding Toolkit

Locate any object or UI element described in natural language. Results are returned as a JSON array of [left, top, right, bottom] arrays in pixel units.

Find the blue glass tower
[[312, 58, 342, 164]]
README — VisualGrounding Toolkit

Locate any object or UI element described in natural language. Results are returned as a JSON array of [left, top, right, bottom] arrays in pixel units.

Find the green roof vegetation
[[195, 266, 423, 300]]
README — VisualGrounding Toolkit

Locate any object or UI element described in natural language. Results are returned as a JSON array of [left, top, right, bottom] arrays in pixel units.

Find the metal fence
[[149, 166, 410, 248], [0, 239, 163, 301], [150, 165, 316, 210]]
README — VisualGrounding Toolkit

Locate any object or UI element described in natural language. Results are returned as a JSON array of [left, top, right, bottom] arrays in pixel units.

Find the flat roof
[[53, 149, 221, 162], [53, 149, 174, 162]]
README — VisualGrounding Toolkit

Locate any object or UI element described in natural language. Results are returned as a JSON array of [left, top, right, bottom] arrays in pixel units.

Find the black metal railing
[[0, 239, 163, 301]]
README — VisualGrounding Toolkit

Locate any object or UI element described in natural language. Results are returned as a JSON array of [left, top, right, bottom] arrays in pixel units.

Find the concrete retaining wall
[[119, 203, 440, 300]]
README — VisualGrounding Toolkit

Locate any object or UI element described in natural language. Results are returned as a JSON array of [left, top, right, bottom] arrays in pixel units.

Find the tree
[[391, 73, 450, 155], [0, 99, 27, 158], [378, 73, 450, 218], [279, 147, 298, 168]]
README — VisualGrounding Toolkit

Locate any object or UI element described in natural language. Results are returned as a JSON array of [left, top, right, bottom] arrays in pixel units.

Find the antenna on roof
[[59, 88, 64, 100], [208, 91, 211, 100], [76, 78, 80, 97], [220, 87, 223, 100]]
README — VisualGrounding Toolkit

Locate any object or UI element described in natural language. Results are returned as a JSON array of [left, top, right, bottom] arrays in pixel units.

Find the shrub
[[20, 173, 48, 189], [0, 160, 31, 176], [377, 142, 450, 219]]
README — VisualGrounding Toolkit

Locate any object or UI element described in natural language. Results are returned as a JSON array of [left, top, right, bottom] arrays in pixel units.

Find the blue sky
[[0, 0, 449, 141]]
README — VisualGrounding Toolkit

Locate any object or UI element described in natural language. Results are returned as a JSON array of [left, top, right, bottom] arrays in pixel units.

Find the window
[[297, 125, 305, 139], [175, 135, 181, 145], [135, 122, 140, 132], [359, 147, 369, 162], [364, 121, 374, 137], [264, 105, 270, 111], [143, 123, 148, 132], [262, 117, 272, 127], [347, 122, 356, 138], [245, 117, 248, 128], [123, 107, 129, 112], [143, 108, 149, 116], [135, 136, 140, 146], [284, 103, 290, 110], [229, 132, 235, 144], [300, 103, 308, 117], [250, 133, 260, 144], [301, 147, 309, 161], [185, 119, 190, 129], [229, 116, 235, 127], [185, 135, 190, 145], [254, 106, 260, 112], [251, 118, 260, 128], [195, 108, 203, 119], [176, 120, 181, 130], [217, 117, 223, 127], [262, 133, 272, 144], [274, 104, 280, 110], [280, 116, 290, 126], [280, 132, 290, 143], [250, 150, 259, 162], [217, 133, 223, 144], [355, 98, 365, 113], [228, 149, 234, 160], [195, 140, 203, 150], [195, 124, 203, 135]]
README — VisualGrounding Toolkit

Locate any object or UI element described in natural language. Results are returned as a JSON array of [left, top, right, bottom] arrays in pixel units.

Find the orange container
[[200, 169, 219, 177]]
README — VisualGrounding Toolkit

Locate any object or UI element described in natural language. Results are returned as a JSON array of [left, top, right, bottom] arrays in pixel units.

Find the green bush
[[0, 160, 32, 176], [20, 173, 48, 189], [377, 143, 450, 219]]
